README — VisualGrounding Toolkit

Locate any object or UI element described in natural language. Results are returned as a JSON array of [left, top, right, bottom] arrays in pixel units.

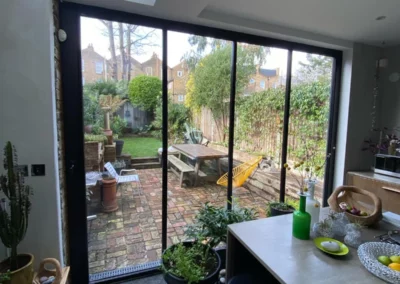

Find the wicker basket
[[328, 186, 382, 226], [33, 258, 69, 284]]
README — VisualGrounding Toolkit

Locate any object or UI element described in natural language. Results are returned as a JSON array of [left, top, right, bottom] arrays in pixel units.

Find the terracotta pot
[[0, 254, 34, 284], [102, 178, 118, 213], [84, 125, 93, 134]]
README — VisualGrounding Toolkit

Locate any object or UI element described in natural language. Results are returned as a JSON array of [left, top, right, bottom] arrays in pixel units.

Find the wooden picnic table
[[172, 144, 228, 186]]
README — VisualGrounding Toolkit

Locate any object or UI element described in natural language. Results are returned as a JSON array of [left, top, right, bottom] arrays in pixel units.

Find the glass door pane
[[288, 51, 334, 204], [233, 43, 288, 217], [166, 31, 232, 246], [80, 16, 163, 279]]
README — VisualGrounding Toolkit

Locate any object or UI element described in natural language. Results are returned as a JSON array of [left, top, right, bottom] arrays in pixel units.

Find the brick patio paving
[[87, 168, 269, 275]]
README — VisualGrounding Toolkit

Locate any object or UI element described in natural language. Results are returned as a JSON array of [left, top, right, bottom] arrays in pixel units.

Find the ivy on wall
[[235, 80, 331, 173]]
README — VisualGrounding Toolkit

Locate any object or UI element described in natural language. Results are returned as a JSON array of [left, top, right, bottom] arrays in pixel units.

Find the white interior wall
[[342, 43, 382, 174], [333, 49, 353, 188], [0, 0, 63, 267]]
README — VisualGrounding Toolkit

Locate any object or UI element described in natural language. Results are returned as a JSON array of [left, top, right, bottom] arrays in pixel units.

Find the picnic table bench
[[171, 144, 227, 186], [168, 155, 207, 187], [168, 155, 194, 186]]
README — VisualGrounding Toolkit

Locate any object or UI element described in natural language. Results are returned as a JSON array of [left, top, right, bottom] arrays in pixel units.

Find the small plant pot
[[163, 242, 221, 284], [214, 246, 226, 270], [102, 178, 118, 213], [270, 205, 295, 217], [115, 140, 124, 157], [0, 254, 34, 284]]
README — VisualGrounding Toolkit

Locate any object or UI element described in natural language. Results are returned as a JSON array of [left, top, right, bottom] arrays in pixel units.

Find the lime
[[378, 256, 392, 266], [390, 256, 400, 264]]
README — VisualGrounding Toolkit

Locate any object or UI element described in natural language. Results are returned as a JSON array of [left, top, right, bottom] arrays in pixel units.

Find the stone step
[[131, 156, 159, 164], [130, 162, 160, 169]]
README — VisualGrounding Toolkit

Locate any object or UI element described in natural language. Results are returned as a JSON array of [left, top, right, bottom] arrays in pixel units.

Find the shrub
[[152, 101, 190, 141], [185, 202, 258, 248], [162, 242, 217, 284], [84, 80, 118, 96], [111, 115, 127, 136], [128, 75, 161, 112]]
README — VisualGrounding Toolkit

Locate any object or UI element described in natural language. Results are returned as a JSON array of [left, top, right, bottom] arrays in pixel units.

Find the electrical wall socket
[[31, 164, 45, 176]]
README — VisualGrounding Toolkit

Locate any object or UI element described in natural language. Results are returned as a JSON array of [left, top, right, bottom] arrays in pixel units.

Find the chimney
[[88, 43, 94, 51]]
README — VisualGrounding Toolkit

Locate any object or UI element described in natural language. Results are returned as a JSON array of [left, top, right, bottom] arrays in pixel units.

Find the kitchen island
[[227, 207, 396, 283]]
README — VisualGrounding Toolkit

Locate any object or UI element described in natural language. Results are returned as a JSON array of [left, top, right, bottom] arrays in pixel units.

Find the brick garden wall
[[52, 0, 69, 265]]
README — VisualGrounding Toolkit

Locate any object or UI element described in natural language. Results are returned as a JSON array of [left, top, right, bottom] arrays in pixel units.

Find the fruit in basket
[[388, 263, 400, 271], [378, 256, 392, 266], [390, 256, 400, 264], [339, 202, 370, 216]]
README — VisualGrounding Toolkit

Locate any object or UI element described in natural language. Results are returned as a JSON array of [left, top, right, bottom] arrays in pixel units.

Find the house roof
[[259, 68, 277, 77], [81, 44, 106, 60]]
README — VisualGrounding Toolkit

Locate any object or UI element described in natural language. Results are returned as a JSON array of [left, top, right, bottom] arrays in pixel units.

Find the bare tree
[[99, 21, 159, 81], [100, 20, 118, 80], [118, 23, 126, 81]]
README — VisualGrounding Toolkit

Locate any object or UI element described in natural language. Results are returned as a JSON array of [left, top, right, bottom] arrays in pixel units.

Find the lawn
[[121, 136, 161, 158]]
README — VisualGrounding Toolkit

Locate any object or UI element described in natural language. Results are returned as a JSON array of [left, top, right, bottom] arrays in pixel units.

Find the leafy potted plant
[[111, 116, 127, 157], [101, 173, 118, 213], [185, 202, 258, 269], [267, 202, 295, 217], [0, 142, 34, 284], [162, 241, 221, 284]]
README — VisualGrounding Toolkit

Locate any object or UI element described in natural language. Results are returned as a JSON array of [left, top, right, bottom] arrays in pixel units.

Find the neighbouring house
[[111, 54, 145, 81], [81, 44, 108, 84], [244, 67, 282, 95], [169, 61, 190, 104], [81, 45, 282, 103]]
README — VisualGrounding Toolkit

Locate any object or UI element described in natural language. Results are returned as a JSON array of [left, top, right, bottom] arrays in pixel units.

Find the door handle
[[68, 160, 76, 174]]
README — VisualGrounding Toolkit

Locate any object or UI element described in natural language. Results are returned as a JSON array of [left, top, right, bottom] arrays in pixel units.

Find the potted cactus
[[0, 142, 34, 284]]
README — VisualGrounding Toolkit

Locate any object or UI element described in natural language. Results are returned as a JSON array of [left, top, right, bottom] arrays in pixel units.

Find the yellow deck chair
[[217, 156, 262, 187]]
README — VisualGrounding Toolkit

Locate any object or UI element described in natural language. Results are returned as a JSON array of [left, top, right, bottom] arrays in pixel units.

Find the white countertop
[[228, 208, 395, 284]]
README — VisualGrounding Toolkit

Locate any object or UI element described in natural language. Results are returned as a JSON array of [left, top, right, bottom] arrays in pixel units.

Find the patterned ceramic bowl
[[358, 242, 400, 284]]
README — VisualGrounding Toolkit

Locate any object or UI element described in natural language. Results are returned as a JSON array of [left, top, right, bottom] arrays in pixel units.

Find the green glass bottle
[[292, 194, 311, 240]]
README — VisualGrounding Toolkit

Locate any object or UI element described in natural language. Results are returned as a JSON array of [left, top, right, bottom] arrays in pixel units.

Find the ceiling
[[68, 0, 400, 48]]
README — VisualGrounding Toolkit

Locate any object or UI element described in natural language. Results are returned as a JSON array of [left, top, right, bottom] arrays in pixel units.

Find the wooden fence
[[192, 107, 327, 164]]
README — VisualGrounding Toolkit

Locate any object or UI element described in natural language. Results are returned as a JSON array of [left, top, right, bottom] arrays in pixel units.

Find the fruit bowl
[[358, 242, 400, 284], [328, 186, 382, 226]]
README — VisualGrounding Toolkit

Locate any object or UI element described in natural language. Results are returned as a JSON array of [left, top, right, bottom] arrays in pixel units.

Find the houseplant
[[162, 241, 221, 284], [0, 142, 34, 284], [266, 201, 295, 217], [185, 202, 257, 269]]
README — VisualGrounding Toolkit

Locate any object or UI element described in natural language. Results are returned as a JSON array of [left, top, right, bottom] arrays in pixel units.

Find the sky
[[80, 16, 308, 76]]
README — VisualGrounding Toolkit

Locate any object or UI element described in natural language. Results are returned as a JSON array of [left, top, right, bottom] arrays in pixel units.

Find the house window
[[82, 77, 85, 85], [82, 59, 84, 71], [249, 78, 255, 84], [146, 67, 153, 76], [260, 80, 265, 89], [178, 95, 184, 102], [95, 61, 103, 74], [168, 82, 173, 90], [177, 70, 183, 77]]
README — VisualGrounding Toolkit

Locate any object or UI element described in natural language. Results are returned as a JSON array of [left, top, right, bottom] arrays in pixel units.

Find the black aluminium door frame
[[59, 2, 342, 283]]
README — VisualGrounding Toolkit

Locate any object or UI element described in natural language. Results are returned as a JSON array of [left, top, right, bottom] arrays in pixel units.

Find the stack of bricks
[[104, 143, 116, 163], [84, 142, 104, 171]]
